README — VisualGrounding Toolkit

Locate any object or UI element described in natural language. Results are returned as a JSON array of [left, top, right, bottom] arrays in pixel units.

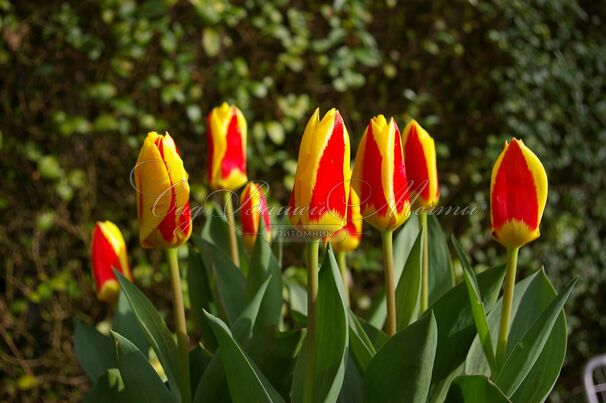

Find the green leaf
[[428, 264, 506, 403], [112, 291, 150, 355], [495, 277, 577, 397], [395, 229, 423, 329], [452, 237, 496, 372], [232, 277, 272, 340], [192, 234, 247, 324], [465, 269, 568, 403], [247, 222, 283, 329], [427, 214, 454, 304], [348, 311, 376, 373], [111, 331, 177, 403], [359, 319, 388, 352], [74, 320, 116, 383], [445, 375, 510, 403], [114, 270, 182, 402], [189, 345, 213, 396], [204, 311, 286, 403], [202, 205, 248, 274], [364, 312, 438, 403], [292, 248, 349, 403], [187, 245, 218, 351], [337, 353, 363, 403], [83, 369, 124, 403]]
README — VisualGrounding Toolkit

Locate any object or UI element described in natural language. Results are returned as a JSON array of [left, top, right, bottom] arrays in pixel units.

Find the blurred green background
[[1, 0, 604, 401]]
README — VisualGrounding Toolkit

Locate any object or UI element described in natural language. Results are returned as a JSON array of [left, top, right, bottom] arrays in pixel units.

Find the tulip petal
[[403, 120, 439, 207]]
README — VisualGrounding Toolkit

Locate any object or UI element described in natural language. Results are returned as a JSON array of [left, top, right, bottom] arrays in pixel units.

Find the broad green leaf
[[189, 345, 213, 397], [115, 270, 182, 402], [427, 214, 454, 304], [74, 320, 116, 383], [364, 312, 438, 403], [111, 331, 177, 403], [204, 311, 285, 403], [247, 221, 283, 329], [348, 311, 376, 373], [445, 375, 510, 403], [359, 319, 388, 351], [83, 369, 124, 403], [232, 277, 272, 340], [395, 229, 423, 329], [452, 237, 496, 372], [202, 204, 249, 274], [112, 291, 150, 355], [187, 245, 218, 351], [427, 264, 506, 403], [292, 248, 349, 403], [337, 353, 363, 403], [495, 277, 577, 397], [465, 269, 568, 403], [192, 234, 247, 324], [286, 279, 308, 317]]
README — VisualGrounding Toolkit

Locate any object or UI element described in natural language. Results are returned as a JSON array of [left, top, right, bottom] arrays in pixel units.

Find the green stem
[[420, 212, 429, 313], [224, 192, 240, 268], [336, 251, 350, 306], [303, 239, 320, 403], [166, 248, 191, 403], [381, 230, 397, 337], [496, 247, 519, 369]]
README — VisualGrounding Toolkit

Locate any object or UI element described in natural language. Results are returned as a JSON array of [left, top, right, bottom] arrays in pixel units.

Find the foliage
[[0, 0, 603, 401]]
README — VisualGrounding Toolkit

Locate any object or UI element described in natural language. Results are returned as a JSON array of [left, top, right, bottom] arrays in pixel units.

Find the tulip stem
[[303, 239, 320, 403], [336, 251, 350, 306], [224, 192, 240, 268], [166, 248, 191, 403], [496, 246, 519, 370], [381, 230, 397, 337], [420, 212, 430, 313]]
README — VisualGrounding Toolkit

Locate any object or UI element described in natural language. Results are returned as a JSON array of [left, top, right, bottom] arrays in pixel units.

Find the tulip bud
[[327, 186, 362, 253], [207, 103, 248, 190], [90, 221, 132, 303], [352, 115, 411, 232], [402, 119, 439, 208], [490, 138, 548, 248], [134, 131, 192, 249], [240, 182, 272, 251], [288, 108, 351, 235]]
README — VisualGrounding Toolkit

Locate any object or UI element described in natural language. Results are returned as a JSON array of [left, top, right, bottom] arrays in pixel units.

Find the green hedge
[[0, 0, 603, 401]]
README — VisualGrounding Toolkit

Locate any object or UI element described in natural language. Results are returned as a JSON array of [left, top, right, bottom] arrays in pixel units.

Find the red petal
[[221, 110, 246, 180], [404, 124, 430, 200], [91, 226, 122, 292], [393, 124, 410, 212], [359, 123, 388, 216]]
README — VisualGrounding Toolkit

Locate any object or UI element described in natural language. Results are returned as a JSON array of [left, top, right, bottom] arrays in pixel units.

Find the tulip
[[401, 119, 439, 313], [133, 131, 192, 399], [288, 108, 351, 234], [490, 138, 548, 369], [240, 181, 272, 251], [206, 102, 248, 191], [351, 115, 411, 232], [90, 221, 132, 303], [402, 119, 439, 208], [289, 108, 350, 402], [351, 115, 411, 336], [134, 131, 192, 249]]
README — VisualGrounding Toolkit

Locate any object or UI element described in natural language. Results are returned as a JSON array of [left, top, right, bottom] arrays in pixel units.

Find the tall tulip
[[240, 181, 271, 252], [327, 186, 362, 305], [490, 138, 547, 368], [90, 221, 132, 303], [402, 119, 439, 312], [133, 131, 191, 401], [134, 131, 192, 249], [206, 102, 248, 267], [351, 115, 410, 336], [288, 107, 350, 402]]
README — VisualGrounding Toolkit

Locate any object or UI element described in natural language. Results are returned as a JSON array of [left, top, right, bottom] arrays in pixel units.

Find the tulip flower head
[[240, 182, 272, 251], [352, 115, 411, 232], [490, 138, 548, 249], [207, 103, 248, 190], [90, 221, 132, 303], [288, 108, 351, 235], [327, 186, 363, 253], [402, 119, 439, 209], [134, 131, 192, 249]]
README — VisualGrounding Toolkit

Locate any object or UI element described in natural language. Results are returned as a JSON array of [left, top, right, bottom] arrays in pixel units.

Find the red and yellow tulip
[[90, 221, 132, 303], [402, 119, 439, 208], [490, 138, 548, 249], [352, 115, 411, 232], [240, 182, 272, 251], [327, 186, 362, 253], [207, 103, 248, 190], [288, 108, 351, 234], [134, 131, 192, 249]]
